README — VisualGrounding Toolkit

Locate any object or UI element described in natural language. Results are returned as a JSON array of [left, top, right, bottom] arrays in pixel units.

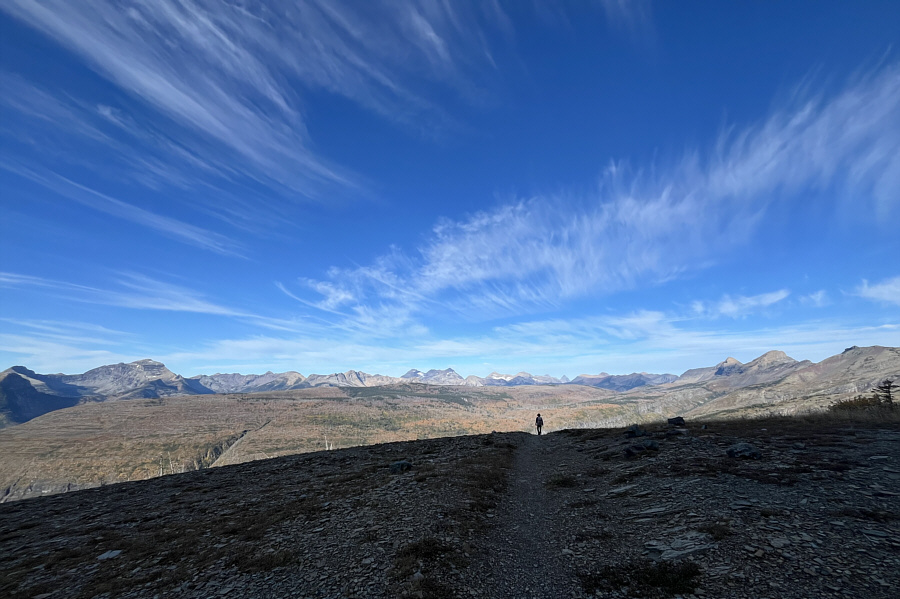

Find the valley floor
[[1, 416, 899, 598]]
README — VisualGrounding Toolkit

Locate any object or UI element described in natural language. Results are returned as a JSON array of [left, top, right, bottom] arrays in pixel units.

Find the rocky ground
[[1, 414, 898, 598]]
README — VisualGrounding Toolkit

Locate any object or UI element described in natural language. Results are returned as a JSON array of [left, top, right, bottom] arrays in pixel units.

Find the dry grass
[[697, 407, 900, 437]]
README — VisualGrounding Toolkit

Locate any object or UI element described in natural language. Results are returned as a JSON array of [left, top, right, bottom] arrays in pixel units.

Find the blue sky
[[1, 1, 898, 378]]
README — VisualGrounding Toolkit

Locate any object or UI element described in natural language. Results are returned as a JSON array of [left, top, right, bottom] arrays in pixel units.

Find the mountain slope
[[63, 359, 212, 396], [190, 371, 307, 393], [683, 346, 899, 418], [571, 372, 679, 391], [0, 371, 81, 426]]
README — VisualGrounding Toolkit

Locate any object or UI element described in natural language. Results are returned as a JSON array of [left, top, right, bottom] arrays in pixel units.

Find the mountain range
[[0, 361, 670, 426], [2, 347, 897, 428]]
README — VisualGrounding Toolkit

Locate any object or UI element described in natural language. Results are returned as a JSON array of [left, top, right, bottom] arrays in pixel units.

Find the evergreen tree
[[872, 379, 897, 407]]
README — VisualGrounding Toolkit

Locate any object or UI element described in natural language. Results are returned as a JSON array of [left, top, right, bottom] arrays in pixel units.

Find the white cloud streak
[[0, 271, 331, 337], [693, 290, 791, 319], [294, 63, 900, 325], [0, 334, 138, 374], [2, 163, 242, 256], [856, 276, 900, 306], [800, 290, 829, 308], [1, 271, 248, 317], [1, 0, 512, 201]]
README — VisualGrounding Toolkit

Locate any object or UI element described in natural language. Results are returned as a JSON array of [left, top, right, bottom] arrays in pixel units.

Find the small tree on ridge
[[872, 379, 897, 407]]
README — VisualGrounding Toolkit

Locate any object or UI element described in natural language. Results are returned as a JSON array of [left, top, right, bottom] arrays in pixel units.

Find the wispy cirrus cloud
[[151, 312, 900, 378], [2, 163, 242, 256], [856, 275, 900, 306], [0, 271, 331, 337], [0, 318, 132, 346], [1, 271, 241, 314], [0, 333, 138, 374], [692, 290, 791, 319], [0, 319, 138, 373], [293, 62, 900, 325], [1, 0, 512, 203], [800, 290, 829, 307]]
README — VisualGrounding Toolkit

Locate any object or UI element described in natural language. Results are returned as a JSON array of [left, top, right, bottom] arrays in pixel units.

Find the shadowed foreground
[[2, 416, 899, 598]]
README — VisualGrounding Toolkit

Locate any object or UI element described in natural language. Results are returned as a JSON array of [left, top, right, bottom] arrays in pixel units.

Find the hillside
[[1, 346, 897, 503], [0, 384, 621, 502], [1, 416, 898, 598]]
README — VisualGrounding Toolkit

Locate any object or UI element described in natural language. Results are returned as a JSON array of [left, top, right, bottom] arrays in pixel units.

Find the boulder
[[624, 440, 659, 457], [625, 424, 647, 438], [389, 460, 413, 474], [667, 416, 686, 426], [726, 443, 762, 459]]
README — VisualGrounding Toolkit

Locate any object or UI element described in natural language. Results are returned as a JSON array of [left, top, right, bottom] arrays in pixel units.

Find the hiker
[[535, 413, 544, 435]]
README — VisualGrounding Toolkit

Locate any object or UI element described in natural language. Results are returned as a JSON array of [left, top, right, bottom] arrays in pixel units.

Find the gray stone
[[606, 484, 637, 497], [726, 442, 762, 459], [625, 424, 647, 438], [861, 529, 888, 538], [644, 532, 714, 561], [667, 417, 686, 426], [389, 461, 413, 474], [768, 537, 790, 549], [623, 439, 659, 457], [97, 550, 122, 560]]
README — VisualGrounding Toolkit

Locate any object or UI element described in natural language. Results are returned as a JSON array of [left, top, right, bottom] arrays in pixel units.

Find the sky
[[1, 1, 899, 379]]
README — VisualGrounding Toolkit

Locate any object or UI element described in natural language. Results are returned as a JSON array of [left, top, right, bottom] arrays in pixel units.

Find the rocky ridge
[[1, 415, 897, 598]]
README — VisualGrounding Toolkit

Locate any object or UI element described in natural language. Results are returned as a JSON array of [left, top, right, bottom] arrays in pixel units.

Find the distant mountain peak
[[752, 350, 795, 366], [130, 359, 166, 367], [714, 357, 743, 377], [9, 366, 37, 377]]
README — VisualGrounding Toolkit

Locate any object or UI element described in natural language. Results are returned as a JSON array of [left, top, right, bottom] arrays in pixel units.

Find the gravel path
[[468, 433, 582, 598]]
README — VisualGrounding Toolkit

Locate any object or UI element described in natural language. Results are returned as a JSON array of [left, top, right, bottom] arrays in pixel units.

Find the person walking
[[535, 413, 544, 435]]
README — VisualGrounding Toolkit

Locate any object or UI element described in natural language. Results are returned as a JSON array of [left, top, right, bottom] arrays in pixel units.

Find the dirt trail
[[469, 433, 584, 598]]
